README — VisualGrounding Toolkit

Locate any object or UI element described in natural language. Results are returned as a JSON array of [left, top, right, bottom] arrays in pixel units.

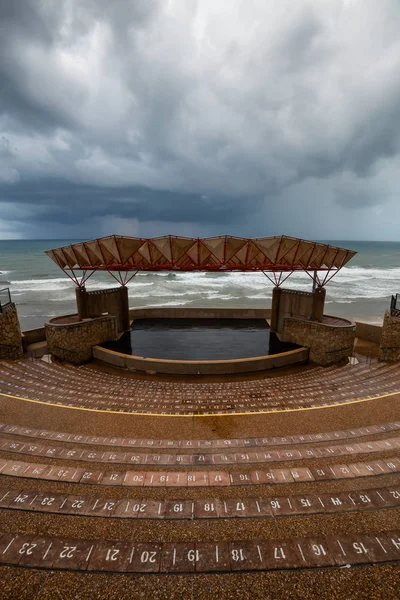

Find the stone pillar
[[75, 286, 89, 320], [378, 311, 400, 361], [0, 304, 23, 360], [120, 286, 130, 331], [270, 286, 281, 333], [311, 286, 326, 322]]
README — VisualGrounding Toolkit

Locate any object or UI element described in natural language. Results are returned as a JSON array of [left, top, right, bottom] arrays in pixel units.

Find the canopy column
[[311, 286, 326, 322], [76, 286, 89, 321], [270, 287, 281, 333], [120, 285, 130, 331], [270, 286, 327, 336]]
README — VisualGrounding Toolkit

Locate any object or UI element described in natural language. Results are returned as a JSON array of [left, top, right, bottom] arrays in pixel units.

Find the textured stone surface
[[45, 316, 117, 365], [0, 304, 23, 360], [378, 311, 400, 361], [281, 316, 356, 365]]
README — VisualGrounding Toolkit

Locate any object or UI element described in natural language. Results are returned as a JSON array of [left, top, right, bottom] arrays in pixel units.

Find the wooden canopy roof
[[46, 235, 356, 287]]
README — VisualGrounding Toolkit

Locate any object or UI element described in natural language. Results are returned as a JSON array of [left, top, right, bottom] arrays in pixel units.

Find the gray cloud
[[1, 0, 400, 240]]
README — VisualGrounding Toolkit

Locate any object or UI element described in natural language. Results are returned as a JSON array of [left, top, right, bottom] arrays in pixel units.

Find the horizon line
[[1, 238, 400, 243]]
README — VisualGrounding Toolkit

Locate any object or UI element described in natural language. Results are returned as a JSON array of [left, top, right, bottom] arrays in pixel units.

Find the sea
[[0, 239, 399, 332]]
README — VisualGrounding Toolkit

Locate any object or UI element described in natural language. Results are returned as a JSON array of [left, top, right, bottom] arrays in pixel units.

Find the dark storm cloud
[[0, 179, 258, 226], [1, 0, 400, 239]]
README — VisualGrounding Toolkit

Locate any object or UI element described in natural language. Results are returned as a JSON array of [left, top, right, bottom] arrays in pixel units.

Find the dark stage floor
[[102, 318, 299, 360]]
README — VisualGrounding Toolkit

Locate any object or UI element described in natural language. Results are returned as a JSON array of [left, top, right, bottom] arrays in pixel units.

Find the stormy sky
[[1, 0, 400, 241]]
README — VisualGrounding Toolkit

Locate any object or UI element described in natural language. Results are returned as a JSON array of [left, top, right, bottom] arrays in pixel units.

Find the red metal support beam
[[274, 236, 284, 266], [107, 270, 124, 285], [169, 235, 174, 267], [113, 235, 123, 265]]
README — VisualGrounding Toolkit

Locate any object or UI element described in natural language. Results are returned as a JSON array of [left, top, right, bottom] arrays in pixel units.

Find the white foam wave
[[140, 300, 190, 307], [127, 266, 399, 304], [206, 294, 242, 300], [50, 295, 78, 302], [334, 266, 400, 282], [10, 279, 74, 293], [10, 277, 120, 294], [11, 278, 70, 284]]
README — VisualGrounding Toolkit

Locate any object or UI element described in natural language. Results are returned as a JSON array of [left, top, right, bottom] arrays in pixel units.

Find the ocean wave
[[5, 261, 399, 330], [139, 300, 191, 307], [137, 272, 177, 279], [10, 280, 74, 293], [9, 277, 119, 293], [334, 266, 400, 280], [49, 295, 78, 302], [7, 266, 398, 302], [206, 294, 243, 300]]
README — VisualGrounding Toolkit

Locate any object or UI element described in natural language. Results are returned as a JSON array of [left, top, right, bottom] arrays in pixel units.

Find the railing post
[[0, 287, 12, 313]]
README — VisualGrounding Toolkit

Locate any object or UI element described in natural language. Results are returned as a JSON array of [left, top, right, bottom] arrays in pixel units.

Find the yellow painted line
[[0, 390, 399, 418]]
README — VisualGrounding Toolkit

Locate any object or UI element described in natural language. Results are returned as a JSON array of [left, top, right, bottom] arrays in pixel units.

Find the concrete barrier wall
[[93, 345, 309, 375], [355, 321, 382, 345], [0, 303, 23, 360], [281, 315, 356, 365], [45, 315, 118, 365], [22, 326, 46, 347], [128, 307, 272, 320]]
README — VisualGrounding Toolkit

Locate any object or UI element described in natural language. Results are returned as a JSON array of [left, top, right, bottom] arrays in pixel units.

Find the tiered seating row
[[0, 434, 399, 466], [0, 484, 399, 520], [15, 359, 399, 396], [0, 530, 399, 573], [1, 456, 399, 487], [68, 361, 399, 392], [1, 360, 400, 414], [1, 420, 398, 449]]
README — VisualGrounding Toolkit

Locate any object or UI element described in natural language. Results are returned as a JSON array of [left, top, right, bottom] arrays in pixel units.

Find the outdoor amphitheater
[[0, 235, 399, 599]]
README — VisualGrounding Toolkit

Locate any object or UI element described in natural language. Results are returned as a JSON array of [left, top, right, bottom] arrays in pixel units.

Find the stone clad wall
[[45, 316, 117, 365], [378, 311, 400, 361], [355, 321, 382, 345], [0, 303, 23, 360], [281, 317, 356, 365]]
